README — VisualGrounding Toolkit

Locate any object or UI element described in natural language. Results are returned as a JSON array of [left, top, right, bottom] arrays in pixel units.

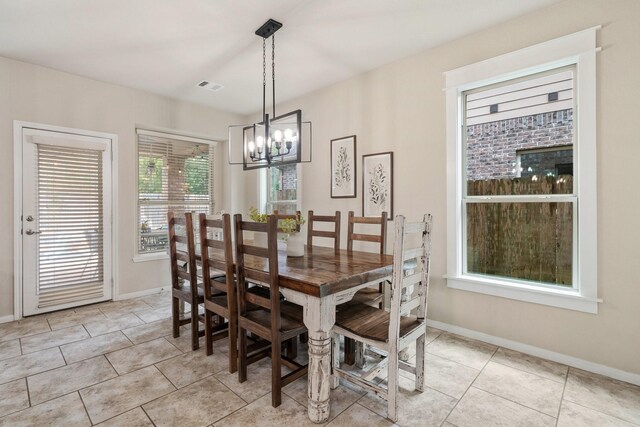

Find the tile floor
[[0, 292, 639, 426]]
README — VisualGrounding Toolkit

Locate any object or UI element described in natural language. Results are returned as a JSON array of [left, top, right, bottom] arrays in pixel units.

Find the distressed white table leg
[[303, 295, 336, 423]]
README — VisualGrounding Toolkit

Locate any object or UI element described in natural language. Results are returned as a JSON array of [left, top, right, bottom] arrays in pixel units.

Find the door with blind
[[22, 128, 112, 316]]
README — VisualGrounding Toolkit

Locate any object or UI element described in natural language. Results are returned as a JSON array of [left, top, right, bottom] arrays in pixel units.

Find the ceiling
[[0, 0, 562, 115]]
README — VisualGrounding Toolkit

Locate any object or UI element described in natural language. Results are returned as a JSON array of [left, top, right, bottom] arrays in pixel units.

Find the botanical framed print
[[330, 135, 357, 198], [362, 151, 393, 219]]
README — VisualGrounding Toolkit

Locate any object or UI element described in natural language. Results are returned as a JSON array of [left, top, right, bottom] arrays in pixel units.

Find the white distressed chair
[[331, 214, 433, 422]]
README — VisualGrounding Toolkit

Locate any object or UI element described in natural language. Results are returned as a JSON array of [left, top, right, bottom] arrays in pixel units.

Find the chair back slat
[[307, 210, 341, 251], [347, 211, 387, 254], [244, 268, 272, 284], [389, 214, 433, 343], [177, 269, 191, 281], [241, 245, 270, 258], [234, 214, 281, 334], [403, 248, 424, 262], [205, 238, 226, 250], [245, 291, 272, 310], [210, 280, 227, 294], [174, 235, 188, 244], [239, 221, 267, 232]]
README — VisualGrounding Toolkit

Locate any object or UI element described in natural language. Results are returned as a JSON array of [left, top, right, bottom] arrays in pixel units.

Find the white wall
[[0, 56, 243, 318], [247, 0, 640, 374]]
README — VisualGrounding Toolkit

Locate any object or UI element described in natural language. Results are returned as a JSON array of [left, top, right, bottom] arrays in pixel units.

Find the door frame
[[13, 121, 119, 320]]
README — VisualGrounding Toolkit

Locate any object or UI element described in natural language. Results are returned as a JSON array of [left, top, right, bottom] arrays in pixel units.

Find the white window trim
[[445, 27, 601, 314], [134, 128, 218, 262]]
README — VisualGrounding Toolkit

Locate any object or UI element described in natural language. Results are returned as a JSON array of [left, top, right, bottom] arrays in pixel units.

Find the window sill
[[445, 274, 601, 314], [133, 253, 169, 263]]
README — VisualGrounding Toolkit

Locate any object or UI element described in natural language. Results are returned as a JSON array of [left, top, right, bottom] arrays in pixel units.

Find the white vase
[[286, 233, 305, 257]]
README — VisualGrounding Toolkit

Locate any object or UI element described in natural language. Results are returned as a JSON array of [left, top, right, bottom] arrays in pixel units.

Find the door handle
[[25, 229, 42, 235]]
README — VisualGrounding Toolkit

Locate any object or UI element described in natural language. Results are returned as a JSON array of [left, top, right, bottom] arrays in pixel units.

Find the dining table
[[242, 243, 393, 423]]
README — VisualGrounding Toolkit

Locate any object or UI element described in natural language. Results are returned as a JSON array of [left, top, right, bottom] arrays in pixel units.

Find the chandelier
[[228, 19, 312, 170]]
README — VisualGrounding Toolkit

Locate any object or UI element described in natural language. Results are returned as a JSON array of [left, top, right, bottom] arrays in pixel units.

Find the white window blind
[[37, 143, 105, 307], [137, 130, 215, 255]]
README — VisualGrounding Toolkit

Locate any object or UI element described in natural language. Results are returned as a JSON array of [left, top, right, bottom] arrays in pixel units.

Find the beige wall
[[0, 56, 243, 318], [248, 0, 640, 374]]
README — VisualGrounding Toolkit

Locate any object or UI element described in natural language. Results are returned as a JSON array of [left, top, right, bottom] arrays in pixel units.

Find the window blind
[[37, 144, 105, 307], [137, 131, 215, 254]]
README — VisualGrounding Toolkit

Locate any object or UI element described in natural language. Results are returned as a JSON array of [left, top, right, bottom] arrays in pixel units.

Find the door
[[22, 128, 113, 316]]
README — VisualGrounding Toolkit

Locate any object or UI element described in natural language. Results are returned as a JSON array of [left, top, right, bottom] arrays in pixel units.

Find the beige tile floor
[[0, 291, 639, 426]]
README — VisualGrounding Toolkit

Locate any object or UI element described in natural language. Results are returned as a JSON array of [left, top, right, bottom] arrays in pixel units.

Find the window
[[136, 129, 216, 257], [261, 163, 300, 214], [445, 27, 599, 313]]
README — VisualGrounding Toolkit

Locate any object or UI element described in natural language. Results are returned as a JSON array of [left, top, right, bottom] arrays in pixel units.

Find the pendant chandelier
[[228, 19, 312, 170]]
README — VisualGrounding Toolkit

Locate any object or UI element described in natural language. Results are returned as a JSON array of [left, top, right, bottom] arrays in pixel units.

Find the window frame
[[133, 129, 218, 262], [445, 27, 600, 313]]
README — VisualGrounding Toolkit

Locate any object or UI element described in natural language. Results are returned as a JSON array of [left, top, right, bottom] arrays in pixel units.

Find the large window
[[136, 129, 216, 257], [464, 68, 575, 288], [445, 28, 599, 313]]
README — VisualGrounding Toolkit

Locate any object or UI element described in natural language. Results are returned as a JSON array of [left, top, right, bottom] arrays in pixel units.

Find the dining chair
[[332, 214, 433, 422], [307, 210, 341, 251], [235, 214, 309, 407], [198, 213, 237, 371], [168, 211, 205, 351]]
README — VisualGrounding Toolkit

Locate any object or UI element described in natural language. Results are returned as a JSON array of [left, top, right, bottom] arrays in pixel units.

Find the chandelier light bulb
[[274, 129, 283, 142], [248, 140, 255, 153], [284, 128, 293, 141]]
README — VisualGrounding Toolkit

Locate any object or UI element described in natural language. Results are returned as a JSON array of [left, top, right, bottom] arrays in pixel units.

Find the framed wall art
[[362, 151, 393, 218], [330, 135, 357, 198]]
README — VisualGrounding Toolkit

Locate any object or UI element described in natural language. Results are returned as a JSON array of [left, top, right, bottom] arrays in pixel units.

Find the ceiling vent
[[197, 81, 224, 92]]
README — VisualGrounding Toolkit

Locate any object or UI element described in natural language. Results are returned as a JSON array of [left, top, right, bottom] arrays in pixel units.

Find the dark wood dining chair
[[332, 214, 433, 422], [168, 211, 205, 351], [235, 214, 308, 407], [199, 213, 236, 372], [307, 210, 341, 251]]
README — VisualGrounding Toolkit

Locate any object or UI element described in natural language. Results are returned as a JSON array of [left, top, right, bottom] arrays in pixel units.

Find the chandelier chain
[[272, 34, 276, 117], [262, 37, 266, 119]]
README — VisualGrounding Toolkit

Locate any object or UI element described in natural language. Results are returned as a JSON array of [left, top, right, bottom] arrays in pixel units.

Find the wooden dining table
[[240, 243, 393, 423]]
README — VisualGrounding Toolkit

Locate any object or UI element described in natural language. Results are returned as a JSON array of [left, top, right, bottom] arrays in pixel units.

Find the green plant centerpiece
[[279, 217, 305, 235], [249, 206, 268, 223]]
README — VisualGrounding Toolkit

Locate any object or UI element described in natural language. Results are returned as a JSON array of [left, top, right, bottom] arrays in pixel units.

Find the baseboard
[[115, 286, 167, 301], [0, 315, 16, 324], [427, 319, 640, 387]]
